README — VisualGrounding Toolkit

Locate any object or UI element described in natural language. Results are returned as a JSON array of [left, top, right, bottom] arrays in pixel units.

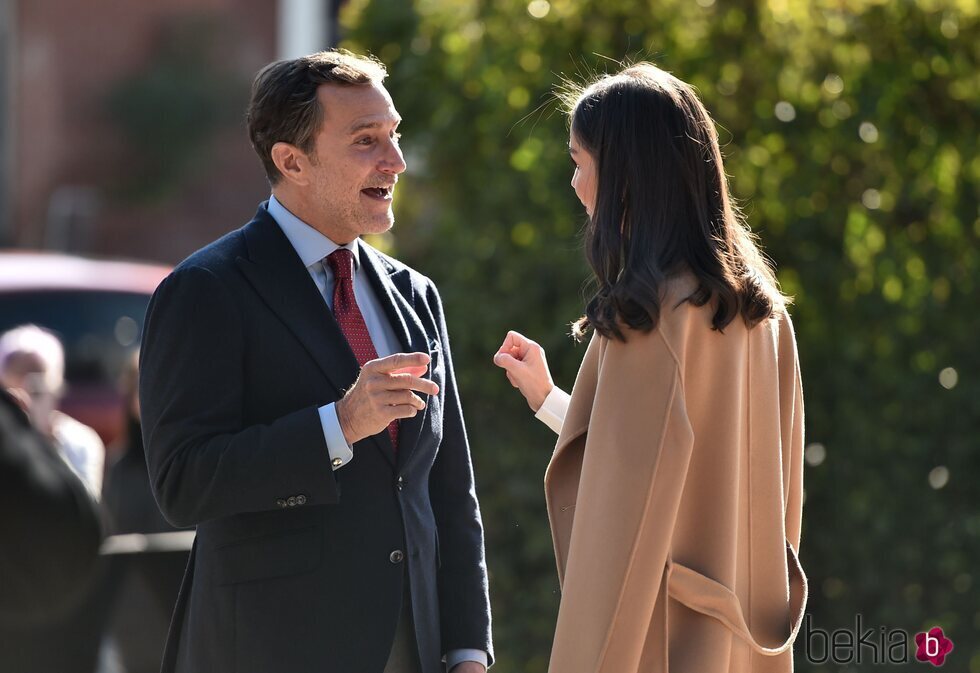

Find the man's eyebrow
[[348, 117, 402, 134]]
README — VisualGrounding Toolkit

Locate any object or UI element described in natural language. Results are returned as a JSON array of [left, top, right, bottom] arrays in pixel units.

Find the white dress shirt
[[267, 195, 488, 671]]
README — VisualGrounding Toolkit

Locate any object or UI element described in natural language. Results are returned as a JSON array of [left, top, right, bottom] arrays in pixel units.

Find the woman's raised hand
[[493, 331, 555, 412]]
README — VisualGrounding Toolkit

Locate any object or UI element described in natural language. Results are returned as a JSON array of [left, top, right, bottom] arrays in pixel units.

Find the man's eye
[[355, 137, 374, 146]]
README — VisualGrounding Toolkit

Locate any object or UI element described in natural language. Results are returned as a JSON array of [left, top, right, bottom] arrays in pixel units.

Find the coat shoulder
[[170, 227, 247, 280]]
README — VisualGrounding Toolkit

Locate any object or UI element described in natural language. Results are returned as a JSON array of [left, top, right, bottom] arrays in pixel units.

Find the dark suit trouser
[[383, 579, 422, 673]]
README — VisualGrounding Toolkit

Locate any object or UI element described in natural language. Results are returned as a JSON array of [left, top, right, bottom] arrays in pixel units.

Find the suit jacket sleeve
[[0, 391, 102, 626], [139, 265, 338, 528], [424, 281, 493, 664], [549, 333, 694, 672]]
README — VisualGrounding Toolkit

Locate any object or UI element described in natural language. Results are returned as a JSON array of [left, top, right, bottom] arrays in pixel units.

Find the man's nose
[[380, 140, 407, 175]]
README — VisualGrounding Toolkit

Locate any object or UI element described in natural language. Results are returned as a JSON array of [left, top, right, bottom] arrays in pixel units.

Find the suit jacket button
[[389, 550, 404, 564], [286, 496, 297, 507], [276, 499, 287, 508], [396, 476, 404, 491], [296, 494, 307, 505]]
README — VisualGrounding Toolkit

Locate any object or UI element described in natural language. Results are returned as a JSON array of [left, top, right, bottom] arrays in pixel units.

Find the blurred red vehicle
[[0, 250, 171, 447]]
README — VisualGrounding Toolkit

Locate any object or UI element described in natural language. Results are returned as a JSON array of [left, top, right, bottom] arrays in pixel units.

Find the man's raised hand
[[335, 352, 439, 445]]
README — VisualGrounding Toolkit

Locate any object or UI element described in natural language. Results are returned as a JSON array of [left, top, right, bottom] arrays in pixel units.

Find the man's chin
[[357, 214, 394, 237]]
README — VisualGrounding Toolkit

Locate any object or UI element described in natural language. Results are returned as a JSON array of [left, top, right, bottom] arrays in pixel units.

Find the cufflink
[[332, 457, 343, 468]]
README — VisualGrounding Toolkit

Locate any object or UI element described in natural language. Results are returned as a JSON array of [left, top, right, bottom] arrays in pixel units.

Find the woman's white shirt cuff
[[534, 386, 570, 435]]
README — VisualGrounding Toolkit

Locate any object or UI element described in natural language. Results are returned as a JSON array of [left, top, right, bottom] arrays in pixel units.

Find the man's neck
[[271, 189, 356, 245]]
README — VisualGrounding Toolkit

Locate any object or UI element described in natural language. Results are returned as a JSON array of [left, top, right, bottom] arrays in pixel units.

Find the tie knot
[[325, 248, 355, 281]]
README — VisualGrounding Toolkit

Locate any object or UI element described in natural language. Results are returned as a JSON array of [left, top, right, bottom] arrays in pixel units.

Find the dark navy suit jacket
[[139, 204, 493, 673]]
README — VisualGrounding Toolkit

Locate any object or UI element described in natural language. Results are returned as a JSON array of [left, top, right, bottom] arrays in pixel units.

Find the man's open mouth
[[361, 186, 393, 201]]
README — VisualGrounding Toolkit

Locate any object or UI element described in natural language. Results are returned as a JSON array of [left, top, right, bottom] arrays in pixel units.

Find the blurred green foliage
[[341, 0, 978, 670]]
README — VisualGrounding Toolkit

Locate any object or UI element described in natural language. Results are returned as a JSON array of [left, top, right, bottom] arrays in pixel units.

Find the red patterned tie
[[325, 248, 398, 451]]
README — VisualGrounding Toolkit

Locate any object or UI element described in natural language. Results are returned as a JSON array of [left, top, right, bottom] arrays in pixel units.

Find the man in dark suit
[[139, 50, 492, 673]]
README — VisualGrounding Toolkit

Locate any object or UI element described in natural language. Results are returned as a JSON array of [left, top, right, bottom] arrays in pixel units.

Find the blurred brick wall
[[10, 0, 278, 264]]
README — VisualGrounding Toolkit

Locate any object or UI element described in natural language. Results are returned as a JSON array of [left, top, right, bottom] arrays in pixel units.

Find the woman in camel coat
[[494, 63, 808, 672]]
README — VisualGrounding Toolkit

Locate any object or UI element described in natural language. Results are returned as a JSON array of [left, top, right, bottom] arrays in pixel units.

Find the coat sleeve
[[424, 280, 493, 664], [549, 332, 694, 673], [139, 266, 338, 528]]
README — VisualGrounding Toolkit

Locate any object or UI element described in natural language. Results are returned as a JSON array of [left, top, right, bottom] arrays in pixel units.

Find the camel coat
[[544, 274, 808, 673]]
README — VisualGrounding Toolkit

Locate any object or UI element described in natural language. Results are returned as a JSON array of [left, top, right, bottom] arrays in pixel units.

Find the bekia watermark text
[[803, 614, 953, 666]]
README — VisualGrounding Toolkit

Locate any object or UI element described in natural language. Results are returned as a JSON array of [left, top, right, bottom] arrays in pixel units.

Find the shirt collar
[[268, 194, 360, 270]]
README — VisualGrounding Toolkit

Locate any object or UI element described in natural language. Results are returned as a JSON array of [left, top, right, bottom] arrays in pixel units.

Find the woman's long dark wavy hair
[[564, 63, 789, 342]]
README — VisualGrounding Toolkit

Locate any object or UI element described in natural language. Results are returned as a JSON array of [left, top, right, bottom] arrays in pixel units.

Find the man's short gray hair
[[0, 324, 65, 394]]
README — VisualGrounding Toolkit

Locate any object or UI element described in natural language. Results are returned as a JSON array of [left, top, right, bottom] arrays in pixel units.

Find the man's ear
[[270, 142, 310, 186]]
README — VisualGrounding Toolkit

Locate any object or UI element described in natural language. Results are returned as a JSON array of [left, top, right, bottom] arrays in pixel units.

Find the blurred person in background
[[0, 325, 106, 499], [0, 380, 103, 673], [103, 349, 174, 536], [494, 63, 807, 673], [101, 348, 180, 673]]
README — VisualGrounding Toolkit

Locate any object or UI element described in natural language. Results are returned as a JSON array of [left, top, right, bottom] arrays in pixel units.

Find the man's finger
[[387, 374, 440, 396], [371, 352, 430, 374], [389, 364, 429, 378], [380, 390, 425, 409], [390, 404, 420, 420]]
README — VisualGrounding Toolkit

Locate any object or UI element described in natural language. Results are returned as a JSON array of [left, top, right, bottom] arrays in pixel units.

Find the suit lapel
[[360, 244, 432, 469], [358, 243, 412, 354], [235, 207, 360, 401], [234, 208, 431, 470]]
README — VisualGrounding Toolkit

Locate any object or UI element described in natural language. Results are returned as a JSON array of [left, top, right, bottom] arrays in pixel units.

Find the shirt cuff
[[444, 649, 488, 671], [534, 386, 570, 435], [318, 403, 353, 470]]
